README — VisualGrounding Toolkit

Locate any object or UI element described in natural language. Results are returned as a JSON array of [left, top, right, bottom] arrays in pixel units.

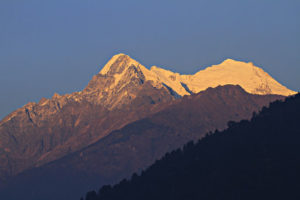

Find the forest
[[82, 93, 300, 200]]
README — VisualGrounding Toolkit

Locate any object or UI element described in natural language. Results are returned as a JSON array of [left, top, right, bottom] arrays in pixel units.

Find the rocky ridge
[[0, 53, 295, 184]]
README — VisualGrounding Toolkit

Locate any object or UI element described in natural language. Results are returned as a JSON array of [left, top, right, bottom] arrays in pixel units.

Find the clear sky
[[1, 0, 299, 119]]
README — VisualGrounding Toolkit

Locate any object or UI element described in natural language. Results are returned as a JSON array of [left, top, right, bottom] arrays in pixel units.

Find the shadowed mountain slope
[[83, 93, 300, 200], [0, 85, 284, 200]]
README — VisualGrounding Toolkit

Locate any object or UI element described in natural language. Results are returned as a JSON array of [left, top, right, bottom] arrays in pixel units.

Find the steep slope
[[84, 93, 300, 200], [0, 85, 284, 200]]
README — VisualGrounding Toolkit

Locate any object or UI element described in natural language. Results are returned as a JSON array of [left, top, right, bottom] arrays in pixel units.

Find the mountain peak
[[99, 53, 141, 76], [191, 59, 296, 96], [219, 58, 253, 67], [98, 53, 163, 88], [222, 58, 238, 63], [81, 54, 168, 109], [91, 54, 295, 103]]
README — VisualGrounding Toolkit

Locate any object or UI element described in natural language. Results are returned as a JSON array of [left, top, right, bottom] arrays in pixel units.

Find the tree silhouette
[[82, 93, 300, 200]]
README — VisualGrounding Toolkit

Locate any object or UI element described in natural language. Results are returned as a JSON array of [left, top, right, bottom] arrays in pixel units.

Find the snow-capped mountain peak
[[98, 54, 295, 97], [189, 59, 295, 96], [99, 53, 160, 85]]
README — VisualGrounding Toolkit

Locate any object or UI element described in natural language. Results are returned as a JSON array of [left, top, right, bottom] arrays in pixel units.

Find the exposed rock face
[[0, 53, 294, 186], [82, 54, 163, 109]]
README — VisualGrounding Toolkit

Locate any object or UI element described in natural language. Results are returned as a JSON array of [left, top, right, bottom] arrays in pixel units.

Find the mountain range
[[0, 54, 296, 200]]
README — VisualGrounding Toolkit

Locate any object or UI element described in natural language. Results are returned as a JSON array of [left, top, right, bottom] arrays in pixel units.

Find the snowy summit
[[99, 53, 296, 97]]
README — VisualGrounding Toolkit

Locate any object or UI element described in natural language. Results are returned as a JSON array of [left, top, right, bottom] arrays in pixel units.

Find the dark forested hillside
[[83, 93, 300, 200]]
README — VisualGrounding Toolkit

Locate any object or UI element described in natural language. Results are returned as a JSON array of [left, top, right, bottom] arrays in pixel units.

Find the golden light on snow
[[100, 54, 296, 97]]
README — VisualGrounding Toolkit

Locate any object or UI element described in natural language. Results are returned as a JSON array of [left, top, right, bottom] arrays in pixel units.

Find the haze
[[0, 0, 299, 119]]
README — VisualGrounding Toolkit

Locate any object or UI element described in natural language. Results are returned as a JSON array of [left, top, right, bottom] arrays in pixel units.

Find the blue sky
[[0, 0, 299, 119]]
